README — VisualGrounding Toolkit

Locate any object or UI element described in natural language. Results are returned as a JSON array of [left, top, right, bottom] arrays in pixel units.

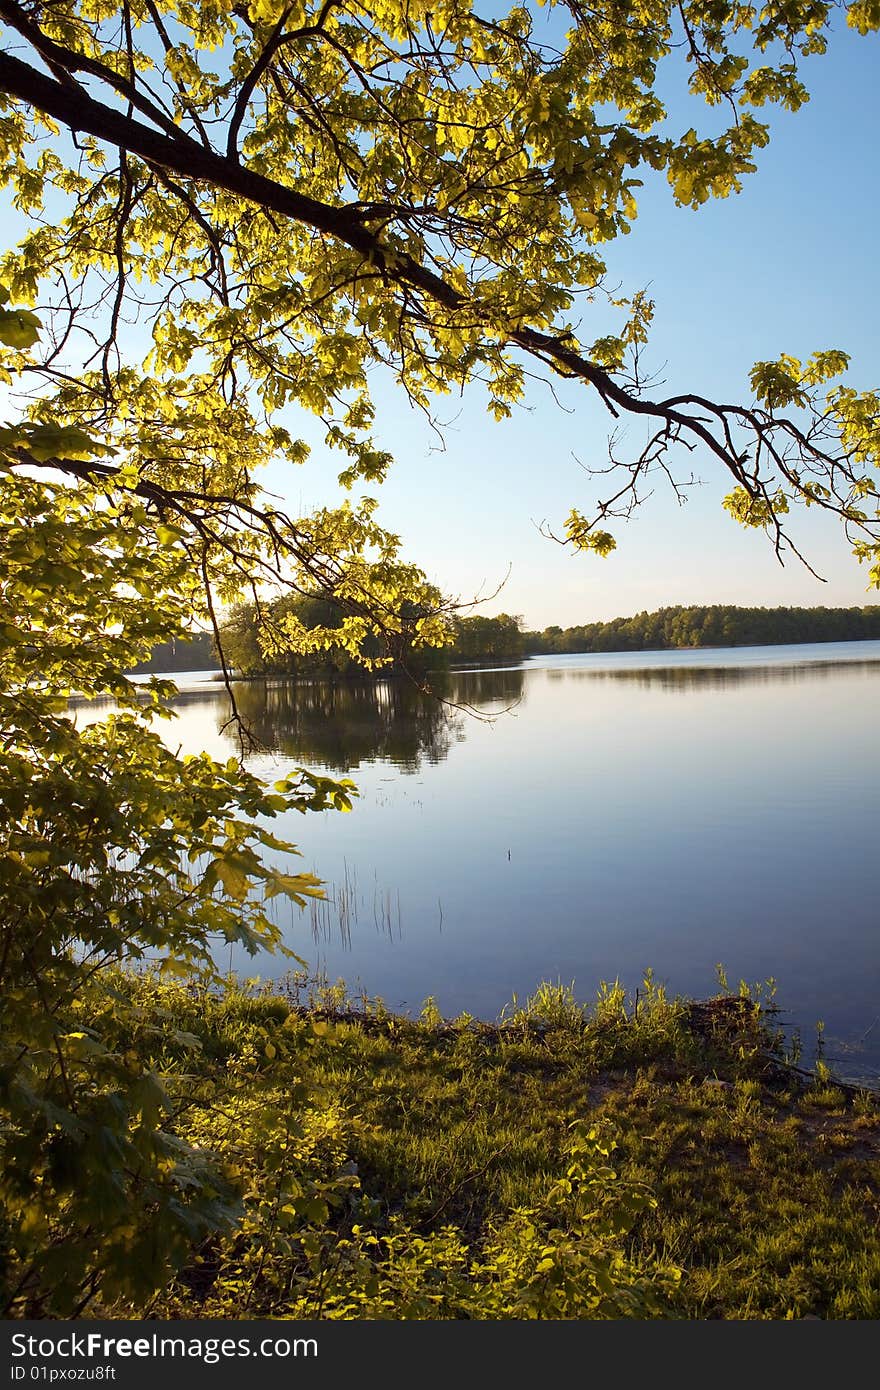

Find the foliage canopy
[[1, 0, 879, 615], [1, 0, 879, 1316], [216, 598, 525, 674]]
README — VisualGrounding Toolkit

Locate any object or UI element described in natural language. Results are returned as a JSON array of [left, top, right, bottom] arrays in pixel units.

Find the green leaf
[[0, 307, 40, 348]]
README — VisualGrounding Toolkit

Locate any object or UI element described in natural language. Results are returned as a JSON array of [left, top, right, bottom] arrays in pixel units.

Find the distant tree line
[[523, 605, 880, 654], [129, 632, 217, 673], [132, 605, 880, 675], [446, 613, 525, 663]]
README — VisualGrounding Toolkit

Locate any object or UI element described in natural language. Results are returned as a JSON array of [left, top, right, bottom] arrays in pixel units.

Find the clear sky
[[262, 18, 880, 630]]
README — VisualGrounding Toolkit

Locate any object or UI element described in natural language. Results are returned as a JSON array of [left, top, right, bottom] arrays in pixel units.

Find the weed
[[53, 968, 880, 1323]]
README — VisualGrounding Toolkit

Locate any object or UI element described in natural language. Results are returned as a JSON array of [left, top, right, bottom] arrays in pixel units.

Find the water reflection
[[221, 666, 526, 772], [572, 659, 880, 692]]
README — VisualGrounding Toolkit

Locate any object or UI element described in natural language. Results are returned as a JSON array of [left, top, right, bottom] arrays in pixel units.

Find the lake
[[132, 641, 880, 1083]]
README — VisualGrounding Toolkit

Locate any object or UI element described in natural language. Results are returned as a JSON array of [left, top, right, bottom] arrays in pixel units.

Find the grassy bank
[[55, 970, 877, 1321]]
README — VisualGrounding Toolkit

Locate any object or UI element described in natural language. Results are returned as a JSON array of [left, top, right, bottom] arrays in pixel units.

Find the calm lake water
[[134, 641, 880, 1083]]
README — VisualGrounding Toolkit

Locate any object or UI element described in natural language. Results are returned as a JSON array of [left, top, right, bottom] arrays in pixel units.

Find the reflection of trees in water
[[573, 659, 880, 692], [215, 666, 526, 772], [440, 666, 526, 710]]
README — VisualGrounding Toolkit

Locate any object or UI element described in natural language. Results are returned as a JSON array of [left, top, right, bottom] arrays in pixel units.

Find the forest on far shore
[[523, 603, 880, 655], [131, 603, 880, 675]]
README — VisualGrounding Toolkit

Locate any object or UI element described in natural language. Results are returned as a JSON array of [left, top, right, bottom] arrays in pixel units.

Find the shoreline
[[131, 635, 880, 681], [63, 972, 880, 1319]]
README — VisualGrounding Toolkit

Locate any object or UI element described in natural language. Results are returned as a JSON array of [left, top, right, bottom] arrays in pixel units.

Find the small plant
[[786, 1027, 803, 1067], [508, 980, 585, 1030], [309, 976, 352, 1013], [419, 996, 444, 1029], [367, 994, 391, 1021], [809, 1020, 839, 1088], [593, 978, 628, 1027]]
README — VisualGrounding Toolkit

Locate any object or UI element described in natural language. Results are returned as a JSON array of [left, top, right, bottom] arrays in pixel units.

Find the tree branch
[[0, 42, 872, 562]]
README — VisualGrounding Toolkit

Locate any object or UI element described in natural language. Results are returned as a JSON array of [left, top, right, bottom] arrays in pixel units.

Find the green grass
[[84, 971, 880, 1320]]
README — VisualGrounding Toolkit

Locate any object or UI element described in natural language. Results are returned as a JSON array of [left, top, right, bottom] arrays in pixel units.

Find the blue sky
[[265, 18, 880, 629]]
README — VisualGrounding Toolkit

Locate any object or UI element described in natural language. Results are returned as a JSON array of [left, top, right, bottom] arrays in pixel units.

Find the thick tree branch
[[0, 51, 741, 465], [0, 41, 871, 556], [0, 0, 186, 142]]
